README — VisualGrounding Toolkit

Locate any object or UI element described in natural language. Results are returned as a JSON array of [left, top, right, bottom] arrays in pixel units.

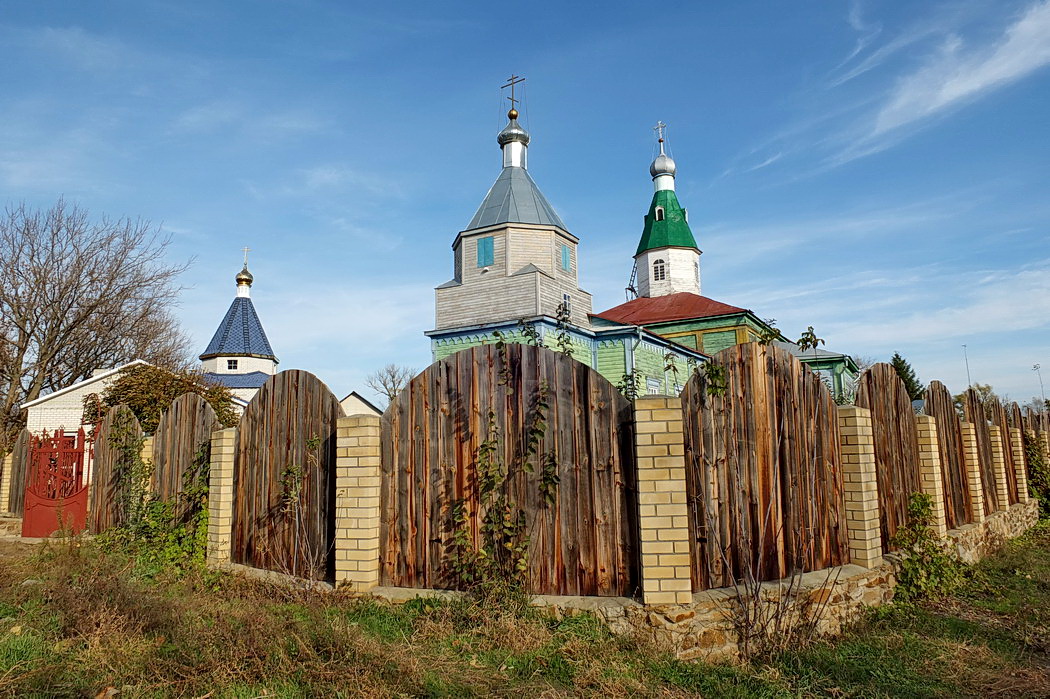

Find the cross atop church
[[501, 74, 525, 111], [242, 246, 251, 266], [653, 121, 667, 143]]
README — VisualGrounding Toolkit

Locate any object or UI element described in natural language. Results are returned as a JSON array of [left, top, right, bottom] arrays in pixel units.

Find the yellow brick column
[[1009, 428, 1029, 504], [837, 406, 883, 567], [960, 422, 985, 523], [915, 415, 948, 537], [0, 452, 13, 515], [206, 427, 237, 567], [987, 425, 1009, 511], [334, 415, 383, 592], [634, 396, 692, 605]]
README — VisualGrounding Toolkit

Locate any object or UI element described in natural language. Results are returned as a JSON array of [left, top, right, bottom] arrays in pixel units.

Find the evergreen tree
[[891, 352, 925, 401]]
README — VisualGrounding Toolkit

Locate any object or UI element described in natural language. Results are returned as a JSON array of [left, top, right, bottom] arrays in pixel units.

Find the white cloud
[[874, 1, 1050, 134]]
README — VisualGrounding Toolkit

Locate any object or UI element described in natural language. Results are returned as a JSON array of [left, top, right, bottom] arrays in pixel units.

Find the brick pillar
[[334, 415, 383, 592], [0, 452, 13, 515], [1010, 428, 1029, 504], [837, 406, 883, 568], [959, 422, 985, 523], [634, 396, 692, 605], [207, 427, 237, 567], [988, 425, 1009, 511], [915, 415, 948, 537]]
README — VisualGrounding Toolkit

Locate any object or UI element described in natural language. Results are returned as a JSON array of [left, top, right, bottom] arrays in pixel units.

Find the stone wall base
[[948, 500, 1039, 564]]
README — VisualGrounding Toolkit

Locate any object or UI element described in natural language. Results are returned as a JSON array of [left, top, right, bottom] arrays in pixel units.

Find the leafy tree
[[83, 364, 237, 434], [953, 383, 999, 419], [890, 352, 925, 401], [756, 318, 782, 346]]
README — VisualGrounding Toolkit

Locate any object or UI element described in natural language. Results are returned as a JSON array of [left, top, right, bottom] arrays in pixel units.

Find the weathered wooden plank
[[965, 390, 999, 514], [924, 381, 972, 528], [151, 393, 219, 521], [89, 405, 142, 533], [380, 344, 638, 597], [231, 370, 342, 581], [6, 429, 30, 516], [682, 343, 847, 591], [855, 364, 921, 551]]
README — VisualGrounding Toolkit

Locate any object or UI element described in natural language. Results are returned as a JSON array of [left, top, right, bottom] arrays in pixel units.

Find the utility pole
[[962, 344, 972, 387]]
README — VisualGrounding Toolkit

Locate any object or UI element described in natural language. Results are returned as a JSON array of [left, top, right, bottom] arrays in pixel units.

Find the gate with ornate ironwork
[[21, 429, 89, 537]]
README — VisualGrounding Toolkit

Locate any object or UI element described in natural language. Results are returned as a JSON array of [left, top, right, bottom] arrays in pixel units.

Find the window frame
[[227, 359, 239, 371], [653, 258, 666, 281]]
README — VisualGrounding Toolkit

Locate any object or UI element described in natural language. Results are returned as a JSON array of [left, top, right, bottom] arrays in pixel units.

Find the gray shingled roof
[[199, 298, 276, 360], [466, 166, 566, 231]]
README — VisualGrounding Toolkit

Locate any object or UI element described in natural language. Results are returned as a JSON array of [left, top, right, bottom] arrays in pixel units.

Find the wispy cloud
[[723, 1, 1050, 178], [873, 1, 1050, 134]]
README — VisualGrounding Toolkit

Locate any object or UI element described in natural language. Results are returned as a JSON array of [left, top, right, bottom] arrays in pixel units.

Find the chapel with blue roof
[[200, 262, 278, 404]]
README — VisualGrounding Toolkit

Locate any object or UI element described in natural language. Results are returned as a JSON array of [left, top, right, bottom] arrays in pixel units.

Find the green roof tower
[[630, 122, 702, 299]]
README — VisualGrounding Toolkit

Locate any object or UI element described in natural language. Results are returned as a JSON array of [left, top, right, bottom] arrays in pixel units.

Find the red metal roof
[[593, 293, 748, 326]]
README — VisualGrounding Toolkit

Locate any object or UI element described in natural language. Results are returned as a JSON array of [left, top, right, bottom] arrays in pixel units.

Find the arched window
[[653, 258, 666, 281], [655, 206, 665, 221]]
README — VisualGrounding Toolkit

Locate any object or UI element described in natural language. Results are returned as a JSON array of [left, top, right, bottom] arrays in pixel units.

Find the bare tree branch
[[365, 364, 415, 408], [0, 199, 192, 449]]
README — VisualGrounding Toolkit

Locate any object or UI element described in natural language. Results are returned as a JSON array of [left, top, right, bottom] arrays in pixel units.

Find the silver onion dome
[[650, 152, 677, 178], [235, 265, 253, 286], [497, 109, 531, 147]]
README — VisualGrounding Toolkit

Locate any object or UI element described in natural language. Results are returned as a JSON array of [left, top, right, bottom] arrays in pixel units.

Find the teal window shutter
[[560, 243, 571, 271], [477, 237, 494, 267]]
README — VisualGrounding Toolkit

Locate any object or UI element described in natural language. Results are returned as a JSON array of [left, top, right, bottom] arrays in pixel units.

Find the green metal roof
[[635, 189, 698, 256]]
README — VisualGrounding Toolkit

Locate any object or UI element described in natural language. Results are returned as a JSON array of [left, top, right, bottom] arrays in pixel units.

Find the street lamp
[[1035, 364, 1046, 405], [962, 344, 972, 387]]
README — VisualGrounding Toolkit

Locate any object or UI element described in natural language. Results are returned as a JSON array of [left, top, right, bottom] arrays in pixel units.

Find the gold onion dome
[[235, 265, 253, 286], [497, 109, 530, 147]]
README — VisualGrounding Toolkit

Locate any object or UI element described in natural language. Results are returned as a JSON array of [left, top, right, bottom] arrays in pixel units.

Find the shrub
[[890, 493, 964, 602]]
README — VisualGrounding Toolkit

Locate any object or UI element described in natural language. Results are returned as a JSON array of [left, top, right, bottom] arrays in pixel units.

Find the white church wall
[[201, 356, 277, 375], [636, 247, 701, 298]]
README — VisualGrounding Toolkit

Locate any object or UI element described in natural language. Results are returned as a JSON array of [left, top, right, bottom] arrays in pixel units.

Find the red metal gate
[[21, 429, 89, 537]]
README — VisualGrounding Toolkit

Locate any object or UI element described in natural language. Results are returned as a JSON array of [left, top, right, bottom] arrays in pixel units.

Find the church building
[[592, 124, 859, 400], [426, 100, 706, 394], [427, 83, 858, 400], [200, 262, 279, 404]]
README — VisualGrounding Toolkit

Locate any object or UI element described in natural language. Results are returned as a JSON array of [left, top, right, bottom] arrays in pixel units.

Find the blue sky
[[2, 0, 1048, 404]]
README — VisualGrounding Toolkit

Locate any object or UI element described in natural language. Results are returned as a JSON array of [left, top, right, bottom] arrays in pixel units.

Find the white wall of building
[[635, 247, 701, 298], [200, 355, 277, 374]]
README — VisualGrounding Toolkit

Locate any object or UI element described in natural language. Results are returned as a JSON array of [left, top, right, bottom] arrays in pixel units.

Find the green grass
[[0, 524, 1048, 697]]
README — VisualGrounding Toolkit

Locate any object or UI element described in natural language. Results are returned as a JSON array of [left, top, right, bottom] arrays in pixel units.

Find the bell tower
[[632, 122, 701, 299]]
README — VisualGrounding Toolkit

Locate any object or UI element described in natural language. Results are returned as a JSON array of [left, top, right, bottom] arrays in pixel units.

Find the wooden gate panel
[[380, 344, 638, 598], [682, 343, 848, 592], [965, 390, 999, 514], [231, 371, 342, 581], [924, 381, 973, 528], [152, 393, 219, 520], [855, 364, 922, 551], [90, 406, 143, 533]]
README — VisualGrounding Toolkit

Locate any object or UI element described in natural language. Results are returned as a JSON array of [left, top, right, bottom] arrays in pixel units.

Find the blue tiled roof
[[199, 297, 276, 360], [203, 371, 272, 389]]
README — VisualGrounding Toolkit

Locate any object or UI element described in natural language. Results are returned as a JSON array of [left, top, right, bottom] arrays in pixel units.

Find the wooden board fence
[[152, 393, 219, 521], [924, 381, 973, 529], [6, 429, 29, 516], [989, 400, 1020, 505], [90, 405, 143, 533], [681, 343, 848, 591], [231, 370, 343, 582], [381, 344, 638, 597], [965, 389, 999, 515], [855, 364, 922, 551]]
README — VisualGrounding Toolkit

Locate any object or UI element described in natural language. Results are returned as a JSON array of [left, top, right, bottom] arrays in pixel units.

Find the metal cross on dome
[[502, 74, 525, 110], [653, 121, 667, 142], [242, 246, 251, 266]]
